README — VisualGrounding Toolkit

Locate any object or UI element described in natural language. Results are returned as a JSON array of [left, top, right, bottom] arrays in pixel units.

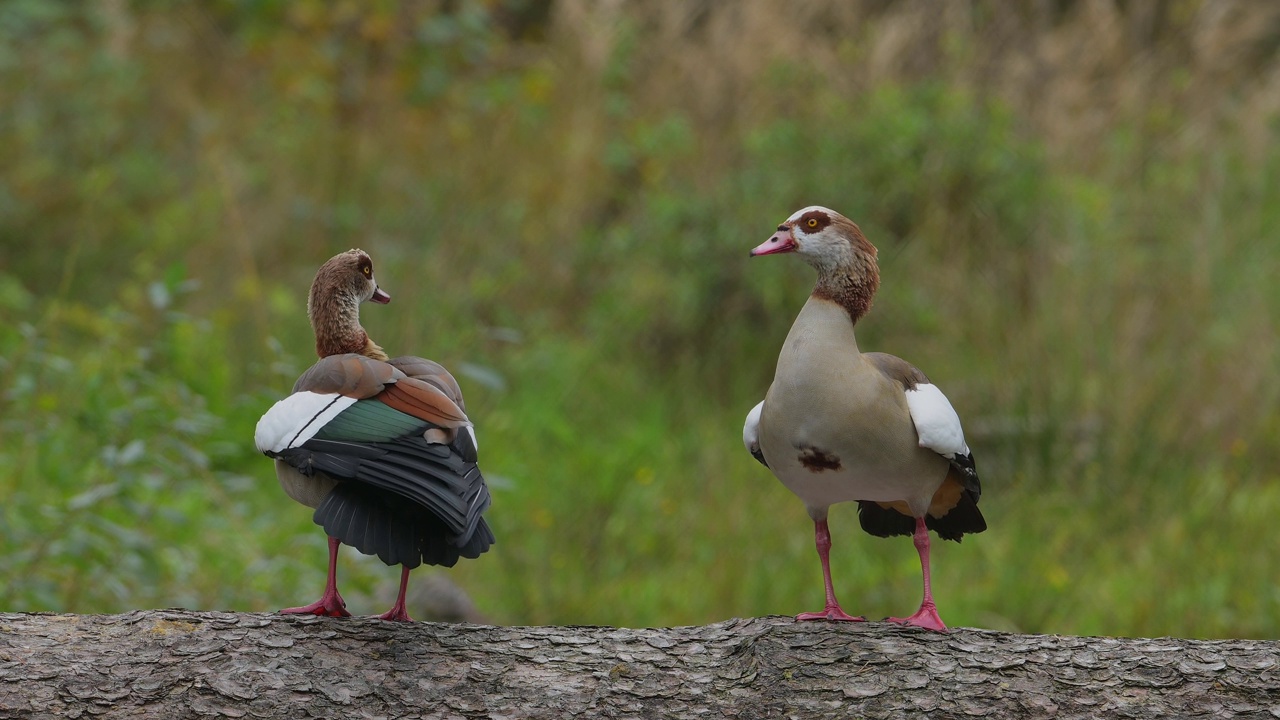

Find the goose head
[[751, 206, 880, 322], [307, 249, 391, 359]]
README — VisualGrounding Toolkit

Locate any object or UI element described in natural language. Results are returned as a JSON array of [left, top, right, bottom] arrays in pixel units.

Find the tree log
[[1, 611, 1278, 719]]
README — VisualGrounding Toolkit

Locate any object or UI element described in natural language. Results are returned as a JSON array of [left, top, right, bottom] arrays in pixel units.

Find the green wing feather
[[314, 399, 425, 443]]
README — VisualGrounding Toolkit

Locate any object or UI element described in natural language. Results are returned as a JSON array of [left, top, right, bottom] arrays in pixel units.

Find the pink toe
[[795, 607, 866, 623]]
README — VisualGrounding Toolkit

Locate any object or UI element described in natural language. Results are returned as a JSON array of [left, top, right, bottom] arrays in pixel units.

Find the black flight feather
[[275, 426, 494, 568], [948, 451, 981, 502]]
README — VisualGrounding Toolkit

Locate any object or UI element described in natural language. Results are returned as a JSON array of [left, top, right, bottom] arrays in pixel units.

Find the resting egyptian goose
[[743, 207, 985, 632], [254, 249, 494, 622]]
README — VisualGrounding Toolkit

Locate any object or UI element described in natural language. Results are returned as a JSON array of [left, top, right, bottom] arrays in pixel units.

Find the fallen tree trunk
[[1, 611, 1277, 719]]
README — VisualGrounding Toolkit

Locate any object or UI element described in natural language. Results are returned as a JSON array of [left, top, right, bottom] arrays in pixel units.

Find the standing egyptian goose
[[743, 207, 985, 632], [254, 249, 494, 622]]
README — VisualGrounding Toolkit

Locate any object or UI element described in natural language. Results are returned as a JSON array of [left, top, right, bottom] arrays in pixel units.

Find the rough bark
[[1, 611, 1277, 719]]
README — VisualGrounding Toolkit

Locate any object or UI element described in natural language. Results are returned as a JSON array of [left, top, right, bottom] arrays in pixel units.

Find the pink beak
[[750, 229, 797, 257], [371, 287, 391, 304]]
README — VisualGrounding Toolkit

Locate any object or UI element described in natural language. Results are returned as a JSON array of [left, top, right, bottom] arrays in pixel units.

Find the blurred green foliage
[[2, 1, 1279, 638]]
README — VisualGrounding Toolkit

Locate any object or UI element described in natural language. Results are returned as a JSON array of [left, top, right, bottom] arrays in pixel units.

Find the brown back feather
[[864, 352, 930, 390], [292, 354, 401, 398]]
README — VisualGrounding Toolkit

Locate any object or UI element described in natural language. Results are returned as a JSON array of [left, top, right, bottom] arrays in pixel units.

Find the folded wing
[[255, 353, 494, 567]]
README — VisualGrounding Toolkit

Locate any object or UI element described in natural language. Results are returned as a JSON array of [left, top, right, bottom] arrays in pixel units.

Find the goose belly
[[759, 382, 949, 515], [766, 445, 948, 513], [275, 459, 338, 509]]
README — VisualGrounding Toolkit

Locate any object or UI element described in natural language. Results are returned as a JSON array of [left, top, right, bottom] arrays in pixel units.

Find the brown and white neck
[[308, 293, 388, 361], [812, 260, 880, 325]]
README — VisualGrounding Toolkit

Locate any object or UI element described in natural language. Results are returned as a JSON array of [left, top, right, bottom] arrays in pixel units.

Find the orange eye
[[806, 218, 819, 229], [362, 265, 372, 277]]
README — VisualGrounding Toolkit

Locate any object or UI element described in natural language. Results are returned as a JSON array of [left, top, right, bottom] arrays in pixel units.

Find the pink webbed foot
[[796, 606, 865, 623], [281, 536, 351, 618], [372, 566, 414, 622], [796, 519, 865, 623], [374, 605, 413, 623], [888, 517, 949, 632], [280, 591, 351, 618], [888, 600, 948, 633]]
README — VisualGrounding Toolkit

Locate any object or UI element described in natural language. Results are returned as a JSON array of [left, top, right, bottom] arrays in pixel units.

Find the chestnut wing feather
[[379, 377, 470, 428], [388, 355, 466, 411]]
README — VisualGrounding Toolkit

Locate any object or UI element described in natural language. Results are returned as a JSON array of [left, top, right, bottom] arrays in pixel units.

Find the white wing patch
[[254, 392, 358, 454], [742, 400, 764, 455], [464, 424, 479, 452], [904, 384, 969, 459]]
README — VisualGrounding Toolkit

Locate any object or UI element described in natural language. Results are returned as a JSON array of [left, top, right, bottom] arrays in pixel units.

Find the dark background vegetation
[[2, 0, 1279, 638]]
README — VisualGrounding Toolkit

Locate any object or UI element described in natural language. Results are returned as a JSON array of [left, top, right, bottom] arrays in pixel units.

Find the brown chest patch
[[798, 445, 842, 472]]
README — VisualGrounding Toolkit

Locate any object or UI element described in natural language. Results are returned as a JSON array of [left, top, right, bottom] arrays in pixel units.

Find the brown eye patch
[[361, 262, 372, 277], [798, 211, 830, 232]]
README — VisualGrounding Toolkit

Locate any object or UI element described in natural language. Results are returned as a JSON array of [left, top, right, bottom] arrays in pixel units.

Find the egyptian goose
[[743, 207, 985, 632], [254, 249, 494, 622]]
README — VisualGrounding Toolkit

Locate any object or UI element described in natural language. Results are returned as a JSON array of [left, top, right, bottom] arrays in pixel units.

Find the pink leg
[[888, 517, 948, 632], [375, 566, 414, 622], [796, 519, 865, 622], [281, 536, 351, 618]]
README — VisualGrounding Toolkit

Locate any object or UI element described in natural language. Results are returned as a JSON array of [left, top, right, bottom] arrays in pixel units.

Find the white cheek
[[796, 233, 852, 266]]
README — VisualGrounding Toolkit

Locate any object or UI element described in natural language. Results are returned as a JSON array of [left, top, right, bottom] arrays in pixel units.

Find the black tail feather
[[315, 484, 445, 569], [857, 501, 916, 538], [314, 480, 495, 569], [284, 425, 495, 569], [926, 493, 986, 542], [858, 495, 988, 543]]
